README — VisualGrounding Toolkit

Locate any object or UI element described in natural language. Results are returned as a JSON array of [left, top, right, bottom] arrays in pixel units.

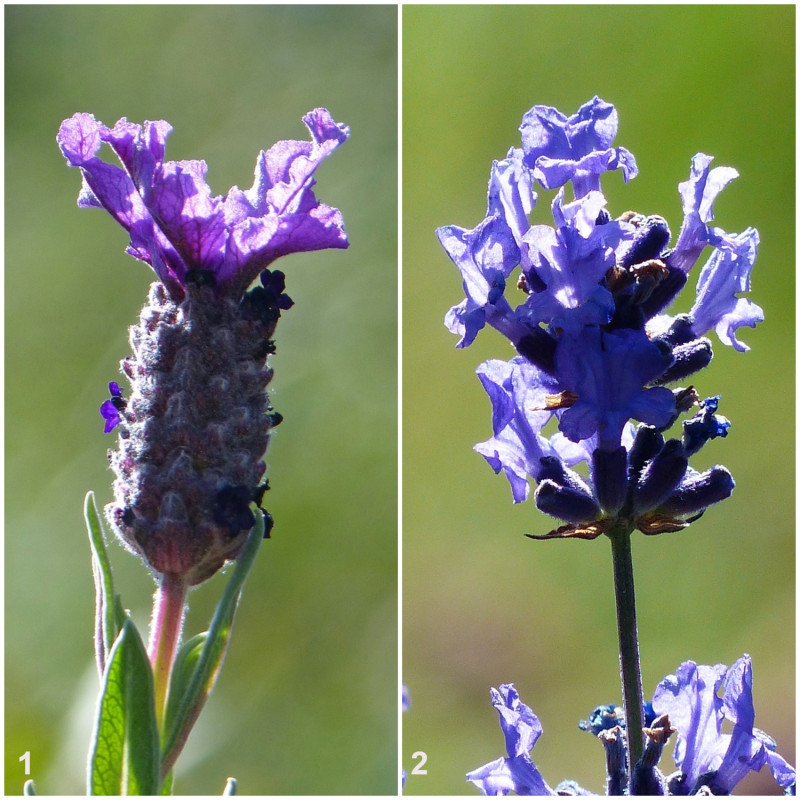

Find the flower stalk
[[149, 572, 188, 728], [608, 524, 645, 777]]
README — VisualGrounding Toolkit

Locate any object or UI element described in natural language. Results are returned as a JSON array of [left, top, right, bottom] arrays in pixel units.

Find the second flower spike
[[439, 97, 761, 539]]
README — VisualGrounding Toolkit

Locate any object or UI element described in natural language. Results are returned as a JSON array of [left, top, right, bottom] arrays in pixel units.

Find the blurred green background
[[6, 5, 397, 795], [403, 5, 794, 796]]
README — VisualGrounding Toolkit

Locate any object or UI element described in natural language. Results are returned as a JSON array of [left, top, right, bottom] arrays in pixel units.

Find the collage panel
[[402, 4, 794, 796], [5, 5, 397, 795]]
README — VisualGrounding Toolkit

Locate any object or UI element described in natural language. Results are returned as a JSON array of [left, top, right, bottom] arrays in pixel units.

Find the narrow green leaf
[[163, 633, 208, 734], [161, 516, 264, 773], [85, 491, 118, 674], [88, 618, 161, 795], [112, 594, 128, 633]]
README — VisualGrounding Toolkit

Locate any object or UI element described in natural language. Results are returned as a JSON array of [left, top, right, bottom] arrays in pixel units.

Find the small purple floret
[[100, 381, 124, 433]]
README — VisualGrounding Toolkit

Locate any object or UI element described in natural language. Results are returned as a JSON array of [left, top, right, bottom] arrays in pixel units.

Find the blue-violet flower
[[652, 655, 796, 795], [439, 97, 760, 539], [466, 684, 557, 796], [58, 110, 349, 584], [469, 663, 794, 796]]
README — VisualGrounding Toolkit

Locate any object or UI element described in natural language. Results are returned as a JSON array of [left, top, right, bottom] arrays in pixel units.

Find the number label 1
[[19, 751, 31, 775], [411, 751, 428, 775]]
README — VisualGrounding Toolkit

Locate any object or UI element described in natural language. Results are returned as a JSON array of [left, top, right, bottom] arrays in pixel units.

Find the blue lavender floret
[[439, 97, 761, 539], [468, 660, 794, 796], [466, 684, 560, 796], [652, 655, 796, 796]]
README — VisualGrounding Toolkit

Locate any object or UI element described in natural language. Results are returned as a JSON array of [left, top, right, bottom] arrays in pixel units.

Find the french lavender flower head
[[438, 97, 762, 539], [58, 110, 349, 585]]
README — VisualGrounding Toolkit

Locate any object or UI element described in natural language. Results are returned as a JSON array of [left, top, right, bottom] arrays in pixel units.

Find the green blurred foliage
[[6, 5, 397, 795], [402, 5, 794, 796]]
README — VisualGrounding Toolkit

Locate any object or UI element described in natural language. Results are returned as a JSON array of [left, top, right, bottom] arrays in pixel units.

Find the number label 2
[[411, 751, 428, 775]]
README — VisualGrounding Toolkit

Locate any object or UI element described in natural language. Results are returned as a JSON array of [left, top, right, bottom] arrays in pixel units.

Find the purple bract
[[58, 110, 349, 302]]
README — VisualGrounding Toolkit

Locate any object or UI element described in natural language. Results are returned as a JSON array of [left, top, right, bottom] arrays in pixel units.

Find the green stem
[[608, 525, 645, 779], [149, 572, 188, 729]]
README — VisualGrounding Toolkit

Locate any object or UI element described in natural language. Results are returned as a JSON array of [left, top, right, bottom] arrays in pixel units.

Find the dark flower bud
[[213, 485, 257, 537], [534, 479, 600, 524], [639, 265, 687, 320], [659, 314, 697, 346], [682, 396, 730, 455], [634, 439, 689, 513], [658, 466, 734, 517], [619, 215, 671, 269], [653, 338, 713, 384], [579, 704, 625, 736], [592, 446, 628, 515], [627, 425, 664, 484], [515, 327, 557, 374], [631, 714, 674, 795], [598, 727, 628, 796]]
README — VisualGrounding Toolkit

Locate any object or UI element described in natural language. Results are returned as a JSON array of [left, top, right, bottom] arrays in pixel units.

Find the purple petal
[[474, 359, 557, 502], [438, 213, 526, 347], [492, 684, 543, 757], [467, 685, 555, 796], [487, 149, 537, 245], [652, 660, 729, 786], [100, 400, 121, 433], [668, 154, 739, 274], [652, 656, 794, 794], [102, 117, 172, 194], [555, 328, 675, 448], [519, 97, 638, 197], [149, 159, 228, 274], [467, 755, 555, 796], [59, 110, 349, 298], [690, 227, 763, 351], [57, 113, 107, 166]]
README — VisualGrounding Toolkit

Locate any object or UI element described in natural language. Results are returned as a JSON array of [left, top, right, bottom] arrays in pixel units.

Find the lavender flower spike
[[652, 655, 796, 795], [441, 97, 760, 540], [59, 112, 349, 585]]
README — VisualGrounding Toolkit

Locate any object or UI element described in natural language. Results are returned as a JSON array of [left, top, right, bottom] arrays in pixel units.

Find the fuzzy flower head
[[59, 112, 348, 584], [439, 97, 760, 539], [58, 110, 349, 302]]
